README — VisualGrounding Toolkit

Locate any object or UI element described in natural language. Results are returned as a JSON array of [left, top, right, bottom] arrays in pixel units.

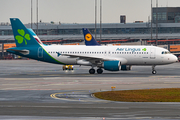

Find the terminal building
[[153, 7, 180, 23], [1, 7, 180, 59]]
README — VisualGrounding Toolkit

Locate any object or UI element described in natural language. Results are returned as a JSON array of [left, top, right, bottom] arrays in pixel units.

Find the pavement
[[0, 60, 180, 120]]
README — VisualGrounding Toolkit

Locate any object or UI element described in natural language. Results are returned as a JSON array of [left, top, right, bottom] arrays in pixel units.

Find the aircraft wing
[[62, 53, 109, 61], [61, 53, 127, 64]]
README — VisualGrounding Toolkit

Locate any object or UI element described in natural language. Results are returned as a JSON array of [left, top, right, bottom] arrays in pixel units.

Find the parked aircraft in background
[[7, 18, 178, 74], [82, 28, 100, 46]]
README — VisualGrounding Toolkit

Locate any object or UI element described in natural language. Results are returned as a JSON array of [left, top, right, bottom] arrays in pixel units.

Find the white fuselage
[[42, 45, 177, 66]]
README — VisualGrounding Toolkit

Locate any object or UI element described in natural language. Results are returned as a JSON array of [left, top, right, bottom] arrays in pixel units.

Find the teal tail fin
[[10, 18, 40, 47], [27, 28, 44, 45]]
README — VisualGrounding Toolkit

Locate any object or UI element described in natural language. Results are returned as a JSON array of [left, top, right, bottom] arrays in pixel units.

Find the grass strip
[[94, 88, 180, 102]]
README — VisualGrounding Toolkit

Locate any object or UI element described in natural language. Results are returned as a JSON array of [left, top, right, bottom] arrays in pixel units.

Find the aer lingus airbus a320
[[7, 18, 178, 74]]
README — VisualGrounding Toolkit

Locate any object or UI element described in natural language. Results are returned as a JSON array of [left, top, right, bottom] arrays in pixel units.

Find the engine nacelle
[[103, 61, 121, 71], [121, 65, 132, 71]]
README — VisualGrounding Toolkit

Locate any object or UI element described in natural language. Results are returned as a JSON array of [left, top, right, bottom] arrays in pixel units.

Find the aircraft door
[[150, 48, 156, 59], [134, 52, 142, 64], [38, 47, 43, 58]]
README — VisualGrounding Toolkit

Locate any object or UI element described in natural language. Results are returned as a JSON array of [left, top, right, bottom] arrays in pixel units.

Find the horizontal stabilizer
[[7, 49, 29, 55]]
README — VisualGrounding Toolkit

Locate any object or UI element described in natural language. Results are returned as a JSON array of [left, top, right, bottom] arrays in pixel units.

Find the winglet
[[82, 28, 100, 46]]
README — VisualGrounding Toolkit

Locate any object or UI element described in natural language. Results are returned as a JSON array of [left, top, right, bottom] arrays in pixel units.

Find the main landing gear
[[89, 68, 95, 74], [97, 68, 103, 74], [152, 65, 157, 74], [89, 68, 103, 74]]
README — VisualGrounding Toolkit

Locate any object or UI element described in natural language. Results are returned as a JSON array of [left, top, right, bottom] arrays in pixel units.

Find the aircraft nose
[[175, 57, 178, 62], [172, 55, 178, 62]]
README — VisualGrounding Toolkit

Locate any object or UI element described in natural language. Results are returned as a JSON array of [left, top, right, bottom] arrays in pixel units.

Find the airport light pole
[[31, 0, 33, 29], [156, 0, 158, 46], [37, 0, 38, 35], [95, 0, 97, 40], [100, 0, 102, 44], [151, 0, 152, 43]]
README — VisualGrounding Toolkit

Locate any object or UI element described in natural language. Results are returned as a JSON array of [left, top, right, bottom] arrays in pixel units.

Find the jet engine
[[103, 61, 121, 71]]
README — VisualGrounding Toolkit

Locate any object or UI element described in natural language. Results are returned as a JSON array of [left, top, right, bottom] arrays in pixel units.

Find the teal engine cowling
[[103, 61, 121, 71], [121, 65, 132, 71]]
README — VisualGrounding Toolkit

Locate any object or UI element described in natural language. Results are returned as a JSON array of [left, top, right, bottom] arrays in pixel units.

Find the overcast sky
[[0, 0, 180, 24]]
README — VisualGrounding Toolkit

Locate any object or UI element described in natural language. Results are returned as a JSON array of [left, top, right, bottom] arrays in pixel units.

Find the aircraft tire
[[89, 69, 95, 74], [152, 70, 156, 74], [97, 69, 103, 74]]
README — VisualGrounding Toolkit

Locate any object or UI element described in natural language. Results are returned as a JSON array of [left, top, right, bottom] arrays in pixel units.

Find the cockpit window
[[162, 51, 170, 54]]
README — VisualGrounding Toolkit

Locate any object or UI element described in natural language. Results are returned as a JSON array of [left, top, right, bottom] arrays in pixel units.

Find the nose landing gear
[[152, 65, 157, 74]]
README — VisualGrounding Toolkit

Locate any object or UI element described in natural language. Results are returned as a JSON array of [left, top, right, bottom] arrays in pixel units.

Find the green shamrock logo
[[15, 29, 31, 45], [142, 48, 147, 51]]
